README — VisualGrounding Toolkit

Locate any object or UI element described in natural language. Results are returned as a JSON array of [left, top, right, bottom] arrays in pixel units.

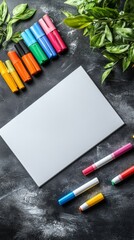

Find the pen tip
[[111, 180, 115, 186], [79, 207, 82, 212]]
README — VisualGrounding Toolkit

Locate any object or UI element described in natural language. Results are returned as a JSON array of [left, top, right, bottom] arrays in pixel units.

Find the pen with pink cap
[[82, 143, 133, 176], [39, 14, 67, 54]]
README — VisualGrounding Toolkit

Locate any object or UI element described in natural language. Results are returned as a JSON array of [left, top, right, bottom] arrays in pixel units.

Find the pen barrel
[[26, 53, 41, 73], [10, 71, 25, 89], [2, 73, 18, 92], [8, 51, 31, 82], [73, 177, 99, 196], [22, 54, 39, 75], [37, 37, 53, 59], [121, 166, 134, 179], [94, 154, 113, 169], [48, 30, 67, 53], [29, 43, 48, 65], [58, 192, 75, 205], [12, 61, 31, 82], [53, 30, 67, 51]]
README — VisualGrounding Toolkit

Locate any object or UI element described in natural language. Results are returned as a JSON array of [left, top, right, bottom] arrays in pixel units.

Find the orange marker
[[0, 60, 18, 93], [8, 51, 32, 82], [5, 60, 25, 90], [15, 40, 41, 75]]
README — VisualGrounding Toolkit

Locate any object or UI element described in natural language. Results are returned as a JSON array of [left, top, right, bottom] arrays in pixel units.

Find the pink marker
[[39, 14, 67, 54], [82, 143, 133, 176]]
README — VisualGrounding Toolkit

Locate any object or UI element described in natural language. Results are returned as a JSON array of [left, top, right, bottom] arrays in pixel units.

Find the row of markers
[[58, 143, 134, 212], [0, 14, 67, 93]]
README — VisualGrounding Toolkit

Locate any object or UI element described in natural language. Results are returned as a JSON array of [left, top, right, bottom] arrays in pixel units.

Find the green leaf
[[12, 8, 36, 20], [122, 56, 131, 71], [114, 27, 134, 40], [103, 52, 119, 62], [64, 0, 84, 7], [104, 61, 116, 69], [1, 0, 8, 22], [128, 46, 134, 62], [5, 12, 10, 23], [119, 13, 134, 22], [106, 44, 130, 54], [64, 15, 92, 29], [105, 25, 113, 42], [5, 22, 13, 41], [12, 3, 28, 16], [87, 7, 118, 19], [83, 27, 90, 36], [11, 31, 22, 43], [90, 32, 105, 48], [62, 11, 73, 17], [124, 0, 134, 13], [103, 0, 120, 8], [101, 68, 113, 83]]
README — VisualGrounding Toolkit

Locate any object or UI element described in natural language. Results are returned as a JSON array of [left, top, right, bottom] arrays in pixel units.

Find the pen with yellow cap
[[0, 60, 18, 93], [5, 60, 25, 90], [79, 193, 105, 212]]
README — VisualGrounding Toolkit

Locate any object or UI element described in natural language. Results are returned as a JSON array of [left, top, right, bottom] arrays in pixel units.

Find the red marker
[[111, 165, 134, 185]]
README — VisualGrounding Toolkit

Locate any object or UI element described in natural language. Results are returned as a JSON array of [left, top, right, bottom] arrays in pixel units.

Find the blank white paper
[[0, 66, 124, 186]]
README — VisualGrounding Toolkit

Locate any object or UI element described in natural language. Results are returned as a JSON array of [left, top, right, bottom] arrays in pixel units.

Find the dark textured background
[[0, 1, 134, 240]]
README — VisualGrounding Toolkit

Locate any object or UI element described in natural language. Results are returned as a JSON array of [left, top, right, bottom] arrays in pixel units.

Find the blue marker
[[30, 22, 57, 59], [58, 177, 99, 205]]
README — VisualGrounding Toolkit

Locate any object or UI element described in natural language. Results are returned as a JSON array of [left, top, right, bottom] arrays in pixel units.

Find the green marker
[[21, 29, 48, 65]]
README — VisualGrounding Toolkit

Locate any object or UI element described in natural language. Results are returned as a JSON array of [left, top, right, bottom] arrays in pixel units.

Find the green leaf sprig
[[0, 0, 36, 48], [63, 0, 134, 82]]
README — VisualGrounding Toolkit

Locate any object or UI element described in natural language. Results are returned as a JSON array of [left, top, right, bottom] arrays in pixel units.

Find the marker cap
[[5, 60, 25, 90], [82, 164, 96, 176], [0, 60, 8, 74], [5, 60, 15, 72], [112, 143, 133, 159], [0, 60, 18, 93], [58, 192, 75, 205], [8, 51, 32, 82], [30, 22, 45, 39], [21, 29, 36, 47], [39, 14, 56, 35], [14, 40, 29, 57]]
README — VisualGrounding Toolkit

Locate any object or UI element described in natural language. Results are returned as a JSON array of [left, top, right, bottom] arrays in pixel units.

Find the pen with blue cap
[[58, 177, 99, 205], [30, 22, 57, 59], [21, 29, 48, 65]]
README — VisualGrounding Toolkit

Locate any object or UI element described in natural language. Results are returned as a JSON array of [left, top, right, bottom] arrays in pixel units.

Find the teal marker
[[21, 29, 48, 65]]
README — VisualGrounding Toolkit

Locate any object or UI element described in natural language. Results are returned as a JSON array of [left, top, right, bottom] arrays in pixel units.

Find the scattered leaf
[[101, 68, 113, 83]]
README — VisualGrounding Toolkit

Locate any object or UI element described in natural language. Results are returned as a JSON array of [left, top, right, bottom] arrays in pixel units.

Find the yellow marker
[[79, 193, 104, 212], [0, 60, 18, 93], [5, 60, 25, 90]]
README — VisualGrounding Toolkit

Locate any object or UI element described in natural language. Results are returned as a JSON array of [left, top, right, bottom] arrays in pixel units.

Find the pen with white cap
[[58, 177, 99, 205]]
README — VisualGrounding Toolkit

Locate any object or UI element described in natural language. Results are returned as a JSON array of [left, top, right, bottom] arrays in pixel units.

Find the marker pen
[[0, 60, 18, 93], [14, 40, 41, 75], [111, 165, 134, 185], [82, 143, 133, 176], [58, 177, 99, 205], [30, 22, 57, 59], [21, 29, 48, 65], [39, 14, 67, 54], [8, 51, 32, 82], [5, 60, 25, 90], [79, 193, 104, 212]]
